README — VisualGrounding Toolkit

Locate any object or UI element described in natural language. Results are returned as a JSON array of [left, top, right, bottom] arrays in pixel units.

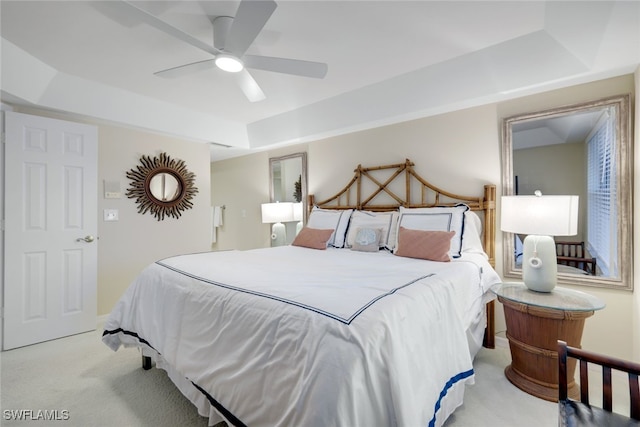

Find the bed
[[102, 159, 500, 427]]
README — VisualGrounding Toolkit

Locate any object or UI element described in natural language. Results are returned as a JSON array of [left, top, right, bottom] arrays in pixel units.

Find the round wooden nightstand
[[491, 283, 605, 402]]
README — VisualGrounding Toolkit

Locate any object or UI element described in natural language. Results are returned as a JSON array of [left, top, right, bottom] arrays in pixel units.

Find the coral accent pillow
[[396, 204, 469, 258], [292, 227, 335, 250], [395, 227, 455, 262]]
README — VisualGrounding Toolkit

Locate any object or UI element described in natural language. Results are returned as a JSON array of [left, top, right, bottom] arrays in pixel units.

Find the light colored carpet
[[1, 328, 208, 427], [1, 329, 560, 426], [443, 343, 556, 426]]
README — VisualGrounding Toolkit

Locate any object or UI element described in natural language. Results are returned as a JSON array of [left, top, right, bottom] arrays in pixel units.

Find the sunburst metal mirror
[[126, 152, 198, 221]]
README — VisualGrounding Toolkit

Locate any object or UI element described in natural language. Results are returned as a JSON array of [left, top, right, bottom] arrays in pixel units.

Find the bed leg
[[483, 300, 495, 349], [142, 355, 152, 370]]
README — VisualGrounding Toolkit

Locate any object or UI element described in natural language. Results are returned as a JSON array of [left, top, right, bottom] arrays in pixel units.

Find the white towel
[[213, 206, 223, 227], [212, 206, 223, 243]]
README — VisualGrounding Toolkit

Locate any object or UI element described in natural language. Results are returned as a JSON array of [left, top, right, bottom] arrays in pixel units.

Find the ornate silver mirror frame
[[269, 152, 308, 241], [502, 94, 633, 290], [269, 152, 307, 205]]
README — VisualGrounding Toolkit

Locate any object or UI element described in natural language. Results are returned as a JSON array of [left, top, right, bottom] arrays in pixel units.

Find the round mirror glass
[[149, 172, 182, 202]]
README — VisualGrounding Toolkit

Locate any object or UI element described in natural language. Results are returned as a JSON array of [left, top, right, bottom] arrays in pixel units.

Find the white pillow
[[345, 210, 399, 250], [307, 207, 353, 248], [461, 210, 487, 257], [395, 204, 469, 258]]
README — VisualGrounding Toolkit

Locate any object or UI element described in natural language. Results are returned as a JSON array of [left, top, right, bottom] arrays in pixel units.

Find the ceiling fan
[[119, 0, 328, 102]]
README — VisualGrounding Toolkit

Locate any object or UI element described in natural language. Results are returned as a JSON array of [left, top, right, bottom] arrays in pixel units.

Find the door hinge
[[1, 132, 5, 143], [0, 219, 4, 231]]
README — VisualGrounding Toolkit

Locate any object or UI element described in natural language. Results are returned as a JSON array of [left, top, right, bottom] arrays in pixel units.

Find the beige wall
[[96, 126, 211, 315], [211, 145, 310, 251], [514, 143, 586, 197], [211, 152, 269, 250], [212, 106, 500, 249], [8, 107, 212, 316], [212, 73, 637, 360]]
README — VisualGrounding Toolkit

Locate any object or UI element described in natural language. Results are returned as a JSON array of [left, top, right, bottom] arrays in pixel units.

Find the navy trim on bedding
[[156, 260, 434, 325], [329, 210, 351, 248], [103, 326, 467, 427], [102, 328, 158, 352], [428, 369, 474, 427], [102, 328, 247, 427], [190, 382, 247, 427]]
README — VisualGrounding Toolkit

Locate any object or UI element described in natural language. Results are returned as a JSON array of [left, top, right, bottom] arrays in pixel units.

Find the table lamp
[[261, 202, 294, 246], [501, 192, 579, 292]]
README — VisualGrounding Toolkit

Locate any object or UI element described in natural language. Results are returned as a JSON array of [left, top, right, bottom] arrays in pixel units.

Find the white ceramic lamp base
[[522, 235, 557, 292], [271, 222, 286, 247]]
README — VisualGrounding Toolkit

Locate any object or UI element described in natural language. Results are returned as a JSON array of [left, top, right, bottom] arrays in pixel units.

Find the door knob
[[76, 235, 95, 243]]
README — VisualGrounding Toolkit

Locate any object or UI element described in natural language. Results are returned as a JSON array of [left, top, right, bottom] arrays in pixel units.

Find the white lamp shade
[[501, 195, 579, 236], [261, 202, 294, 224]]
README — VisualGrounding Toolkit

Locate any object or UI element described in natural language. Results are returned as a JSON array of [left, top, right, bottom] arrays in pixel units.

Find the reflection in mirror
[[269, 153, 308, 245], [149, 172, 182, 202], [502, 94, 632, 290]]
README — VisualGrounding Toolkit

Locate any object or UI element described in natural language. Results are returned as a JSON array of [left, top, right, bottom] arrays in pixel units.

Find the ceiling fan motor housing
[[213, 16, 234, 51]]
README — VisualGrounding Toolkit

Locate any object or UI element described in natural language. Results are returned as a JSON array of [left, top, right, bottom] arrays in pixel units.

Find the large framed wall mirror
[[269, 152, 308, 244], [502, 94, 632, 290]]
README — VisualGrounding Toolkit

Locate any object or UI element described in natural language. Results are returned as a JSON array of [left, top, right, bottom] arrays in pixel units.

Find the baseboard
[[97, 314, 109, 327]]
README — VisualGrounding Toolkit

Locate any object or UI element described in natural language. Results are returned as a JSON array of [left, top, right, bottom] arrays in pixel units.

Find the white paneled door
[[4, 112, 97, 350]]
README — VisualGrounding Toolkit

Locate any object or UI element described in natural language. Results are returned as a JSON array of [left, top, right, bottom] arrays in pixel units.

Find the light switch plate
[[104, 209, 119, 221]]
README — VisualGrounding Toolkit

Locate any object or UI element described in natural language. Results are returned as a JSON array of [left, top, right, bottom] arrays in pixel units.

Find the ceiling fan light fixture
[[215, 55, 244, 73]]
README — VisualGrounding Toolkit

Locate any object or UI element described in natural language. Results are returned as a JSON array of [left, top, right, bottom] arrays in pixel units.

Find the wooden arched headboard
[[308, 158, 497, 348]]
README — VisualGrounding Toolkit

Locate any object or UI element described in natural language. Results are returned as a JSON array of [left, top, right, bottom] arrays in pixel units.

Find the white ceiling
[[1, 1, 639, 161]]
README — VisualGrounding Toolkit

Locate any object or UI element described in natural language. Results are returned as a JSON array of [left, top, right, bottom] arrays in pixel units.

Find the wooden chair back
[[556, 241, 597, 275], [558, 340, 640, 423]]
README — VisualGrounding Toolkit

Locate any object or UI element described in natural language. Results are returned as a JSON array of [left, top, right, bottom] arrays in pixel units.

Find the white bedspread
[[103, 246, 499, 427]]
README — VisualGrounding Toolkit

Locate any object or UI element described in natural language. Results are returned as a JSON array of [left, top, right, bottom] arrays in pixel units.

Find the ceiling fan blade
[[243, 55, 328, 79], [154, 59, 217, 79], [237, 69, 266, 102], [119, 1, 219, 56], [225, 0, 277, 57]]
